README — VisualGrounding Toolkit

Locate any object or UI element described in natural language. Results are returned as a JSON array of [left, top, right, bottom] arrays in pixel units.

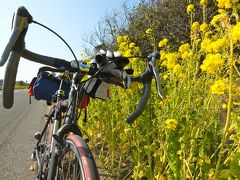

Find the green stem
[[214, 34, 234, 178], [202, 4, 206, 23]]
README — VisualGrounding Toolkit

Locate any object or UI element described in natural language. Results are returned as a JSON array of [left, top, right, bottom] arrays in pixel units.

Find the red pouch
[[79, 95, 89, 109], [28, 77, 37, 96]]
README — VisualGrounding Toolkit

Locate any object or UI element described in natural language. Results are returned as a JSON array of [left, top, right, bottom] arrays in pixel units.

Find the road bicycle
[[0, 6, 163, 180]]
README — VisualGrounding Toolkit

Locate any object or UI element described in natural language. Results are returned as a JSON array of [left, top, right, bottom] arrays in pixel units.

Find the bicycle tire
[[55, 134, 99, 180]]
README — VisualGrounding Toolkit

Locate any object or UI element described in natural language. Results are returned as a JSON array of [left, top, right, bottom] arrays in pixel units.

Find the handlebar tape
[[0, 28, 22, 66], [2, 51, 21, 109], [22, 49, 72, 69], [126, 71, 153, 123], [16, 6, 33, 21], [1, 6, 32, 108], [0, 6, 32, 67]]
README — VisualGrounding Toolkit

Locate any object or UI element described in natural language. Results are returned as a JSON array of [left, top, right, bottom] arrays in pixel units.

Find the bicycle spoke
[[56, 149, 83, 180]]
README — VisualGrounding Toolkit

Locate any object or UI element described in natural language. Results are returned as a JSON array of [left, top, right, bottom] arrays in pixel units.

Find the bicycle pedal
[[31, 150, 37, 161], [34, 132, 41, 141]]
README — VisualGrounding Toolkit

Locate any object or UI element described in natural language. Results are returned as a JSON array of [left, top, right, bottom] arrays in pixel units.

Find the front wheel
[[55, 134, 99, 180]]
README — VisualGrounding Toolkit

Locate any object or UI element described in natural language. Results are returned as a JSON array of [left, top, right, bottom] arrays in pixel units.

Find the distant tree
[[16, 80, 28, 86], [127, 0, 217, 53], [83, 0, 217, 54]]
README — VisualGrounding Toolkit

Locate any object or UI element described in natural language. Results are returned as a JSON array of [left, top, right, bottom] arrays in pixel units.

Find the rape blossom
[[145, 28, 153, 35], [200, 53, 224, 74], [210, 12, 228, 27], [212, 38, 226, 53], [201, 38, 212, 52], [158, 38, 168, 48], [200, 0, 208, 5], [187, 4, 195, 14], [173, 64, 184, 77], [222, 103, 227, 109], [178, 43, 190, 53], [117, 35, 124, 44], [165, 119, 178, 130], [217, 0, 238, 8], [162, 52, 179, 69], [216, 0, 228, 8], [191, 22, 200, 32], [231, 22, 240, 43], [210, 79, 227, 95], [200, 23, 208, 33]]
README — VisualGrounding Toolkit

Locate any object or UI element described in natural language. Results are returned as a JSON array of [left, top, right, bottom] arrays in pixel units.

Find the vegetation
[[80, 0, 240, 179], [0, 80, 28, 90], [0, 86, 28, 90]]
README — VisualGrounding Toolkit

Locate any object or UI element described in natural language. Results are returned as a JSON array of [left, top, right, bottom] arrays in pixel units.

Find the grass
[[0, 86, 28, 90]]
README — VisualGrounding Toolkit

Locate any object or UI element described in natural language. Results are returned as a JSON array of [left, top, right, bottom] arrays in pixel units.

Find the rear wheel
[[55, 134, 99, 180]]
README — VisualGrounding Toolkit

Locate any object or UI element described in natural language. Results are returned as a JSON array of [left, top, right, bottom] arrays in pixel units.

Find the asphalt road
[[0, 90, 46, 180], [0, 89, 114, 180]]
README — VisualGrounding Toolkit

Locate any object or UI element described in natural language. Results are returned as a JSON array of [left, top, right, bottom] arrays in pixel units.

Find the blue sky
[[0, 0, 139, 82]]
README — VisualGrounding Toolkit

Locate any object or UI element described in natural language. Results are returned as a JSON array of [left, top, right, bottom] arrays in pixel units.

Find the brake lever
[[0, 6, 32, 67], [149, 61, 164, 99]]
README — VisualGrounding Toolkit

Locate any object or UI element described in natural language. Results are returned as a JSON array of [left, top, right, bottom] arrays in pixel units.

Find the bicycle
[[0, 6, 163, 180]]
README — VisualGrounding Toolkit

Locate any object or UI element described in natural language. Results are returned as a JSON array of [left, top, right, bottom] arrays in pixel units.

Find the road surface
[[0, 90, 46, 180], [0, 89, 115, 180]]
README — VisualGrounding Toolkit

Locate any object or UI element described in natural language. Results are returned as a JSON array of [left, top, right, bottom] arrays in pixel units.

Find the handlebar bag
[[84, 78, 110, 100], [33, 71, 70, 102]]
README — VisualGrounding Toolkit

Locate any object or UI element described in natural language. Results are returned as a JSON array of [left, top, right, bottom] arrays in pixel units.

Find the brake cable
[[32, 20, 80, 70]]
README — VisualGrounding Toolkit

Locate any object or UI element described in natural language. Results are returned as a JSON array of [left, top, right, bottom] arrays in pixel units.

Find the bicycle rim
[[55, 135, 99, 180]]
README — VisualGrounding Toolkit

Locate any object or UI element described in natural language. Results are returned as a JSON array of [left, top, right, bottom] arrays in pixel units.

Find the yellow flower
[[181, 52, 189, 59], [191, 22, 200, 31], [155, 174, 166, 180], [200, 0, 208, 5], [216, 0, 228, 8], [129, 42, 136, 49], [198, 155, 211, 166], [216, 0, 236, 8], [201, 38, 212, 53], [163, 74, 168, 80], [231, 22, 240, 43], [200, 53, 224, 74], [145, 28, 153, 34], [158, 38, 168, 48], [198, 159, 204, 166], [119, 42, 128, 51], [165, 119, 178, 130], [211, 37, 226, 53], [117, 36, 123, 44], [210, 13, 228, 26], [173, 64, 183, 76], [187, 4, 195, 14], [225, 1, 232, 8], [160, 50, 166, 60], [211, 79, 227, 95], [123, 35, 130, 42], [178, 43, 190, 53], [218, 9, 226, 14], [123, 49, 133, 57], [164, 53, 179, 69], [200, 23, 208, 33], [138, 171, 144, 179], [222, 103, 227, 109], [204, 156, 211, 164]]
